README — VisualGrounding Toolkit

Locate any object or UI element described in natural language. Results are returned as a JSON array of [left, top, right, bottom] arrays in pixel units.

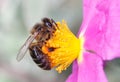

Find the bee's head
[[31, 17, 56, 35]]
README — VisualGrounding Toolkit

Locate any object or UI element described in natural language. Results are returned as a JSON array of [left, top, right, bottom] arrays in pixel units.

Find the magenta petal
[[66, 61, 78, 82], [67, 0, 120, 82], [80, 0, 120, 60], [66, 53, 108, 82]]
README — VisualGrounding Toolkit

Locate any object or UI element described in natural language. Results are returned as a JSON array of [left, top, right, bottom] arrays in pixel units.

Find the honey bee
[[17, 17, 83, 73], [17, 18, 57, 70]]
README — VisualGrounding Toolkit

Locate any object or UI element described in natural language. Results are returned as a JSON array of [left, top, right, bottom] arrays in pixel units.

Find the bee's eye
[[45, 22, 52, 27], [42, 18, 53, 28]]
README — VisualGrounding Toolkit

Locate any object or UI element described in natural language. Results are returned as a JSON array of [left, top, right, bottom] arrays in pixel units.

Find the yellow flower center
[[42, 20, 84, 73]]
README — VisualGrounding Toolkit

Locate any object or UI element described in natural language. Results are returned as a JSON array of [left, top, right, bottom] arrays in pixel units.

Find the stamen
[[42, 20, 84, 73]]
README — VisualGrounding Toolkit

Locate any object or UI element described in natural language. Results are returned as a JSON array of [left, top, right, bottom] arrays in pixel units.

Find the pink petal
[[67, 0, 120, 82], [66, 61, 78, 82], [79, 0, 120, 60], [66, 52, 107, 82]]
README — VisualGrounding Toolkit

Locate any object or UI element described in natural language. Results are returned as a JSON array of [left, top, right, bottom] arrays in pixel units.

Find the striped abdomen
[[29, 45, 51, 70]]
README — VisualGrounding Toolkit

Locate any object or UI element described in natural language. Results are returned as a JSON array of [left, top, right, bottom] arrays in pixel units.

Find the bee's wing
[[16, 33, 38, 62]]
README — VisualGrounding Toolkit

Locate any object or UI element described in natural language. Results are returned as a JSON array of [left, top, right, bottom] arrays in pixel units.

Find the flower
[[66, 0, 120, 82]]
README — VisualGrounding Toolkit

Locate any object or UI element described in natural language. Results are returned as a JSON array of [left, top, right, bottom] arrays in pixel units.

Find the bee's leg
[[51, 18, 57, 26], [29, 43, 51, 70]]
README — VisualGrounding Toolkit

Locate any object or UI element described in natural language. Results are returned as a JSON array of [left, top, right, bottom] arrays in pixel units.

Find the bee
[[17, 18, 57, 70], [17, 17, 83, 73]]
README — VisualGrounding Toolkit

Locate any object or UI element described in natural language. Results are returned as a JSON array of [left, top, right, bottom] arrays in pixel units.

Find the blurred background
[[0, 0, 120, 82]]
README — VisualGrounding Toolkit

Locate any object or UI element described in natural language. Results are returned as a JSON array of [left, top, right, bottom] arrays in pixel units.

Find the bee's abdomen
[[29, 46, 51, 70]]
